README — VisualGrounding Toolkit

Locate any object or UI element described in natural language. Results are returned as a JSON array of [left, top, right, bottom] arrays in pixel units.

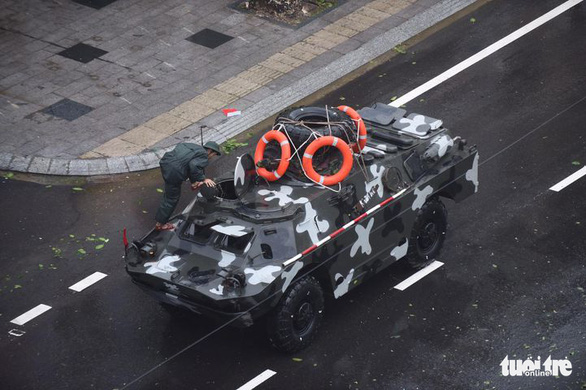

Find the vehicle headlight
[[139, 241, 157, 258]]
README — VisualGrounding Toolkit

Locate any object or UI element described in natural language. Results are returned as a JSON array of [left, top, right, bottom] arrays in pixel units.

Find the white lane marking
[[390, 0, 583, 107], [10, 304, 52, 326], [394, 261, 444, 291], [236, 369, 277, 390], [549, 166, 586, 192], [69, 272, 108, 292]]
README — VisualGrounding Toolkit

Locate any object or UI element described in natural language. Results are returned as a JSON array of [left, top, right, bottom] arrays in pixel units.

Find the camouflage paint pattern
[[125, 104, 479, 326]]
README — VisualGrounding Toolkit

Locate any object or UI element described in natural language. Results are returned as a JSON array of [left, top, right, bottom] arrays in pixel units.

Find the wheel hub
[[293, 302, 314, 333], [419, 221, 439, 251]]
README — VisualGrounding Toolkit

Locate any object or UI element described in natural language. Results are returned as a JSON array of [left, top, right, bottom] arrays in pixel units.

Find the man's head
[[203, 141, 221, 158]]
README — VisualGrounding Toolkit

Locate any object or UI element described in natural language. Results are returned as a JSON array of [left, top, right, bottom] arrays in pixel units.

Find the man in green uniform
[[155, 141, 221, 231]]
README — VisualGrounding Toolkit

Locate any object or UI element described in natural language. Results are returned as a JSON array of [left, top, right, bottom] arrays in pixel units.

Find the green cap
[[204, 141, 221, 156]]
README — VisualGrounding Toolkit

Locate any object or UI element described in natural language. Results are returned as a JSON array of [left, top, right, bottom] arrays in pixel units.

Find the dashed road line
[[236, 369, 277, 390], [394, 261, 444, 291], [549, 166, 586, 192], [390, 0, 583, 107], [69, 272, 108, 292], [10, 304, 52, 326]]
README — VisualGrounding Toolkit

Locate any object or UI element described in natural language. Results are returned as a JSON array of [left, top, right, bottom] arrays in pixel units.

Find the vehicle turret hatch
[[358, 103, 405, 125], [392, 113, 443, 138]]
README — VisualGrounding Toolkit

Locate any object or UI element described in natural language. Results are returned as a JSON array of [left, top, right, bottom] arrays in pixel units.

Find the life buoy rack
[[254, 130, 291, 181], [302, 136, 353, 186], [337, 105, 367, 153]]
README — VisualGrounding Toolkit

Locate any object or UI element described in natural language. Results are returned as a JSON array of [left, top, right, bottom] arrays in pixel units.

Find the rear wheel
[[267, 276, 324, 352], [406, 197, 447, 269]]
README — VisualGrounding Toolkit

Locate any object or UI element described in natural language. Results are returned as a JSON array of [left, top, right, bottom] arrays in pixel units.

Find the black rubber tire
[[267, 276, 324, 353], [275, 106, 350, 124], [406, 197, 448, 269]]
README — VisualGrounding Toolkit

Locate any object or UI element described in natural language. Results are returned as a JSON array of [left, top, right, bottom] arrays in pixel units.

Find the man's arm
[[188, 150, 209, 183]]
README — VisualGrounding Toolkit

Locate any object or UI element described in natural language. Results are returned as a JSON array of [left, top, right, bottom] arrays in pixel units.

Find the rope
[[266, 106, 370, 192]]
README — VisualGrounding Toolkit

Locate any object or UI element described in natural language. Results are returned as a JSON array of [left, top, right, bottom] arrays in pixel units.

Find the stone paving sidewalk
[[0, 0, 476, 175]]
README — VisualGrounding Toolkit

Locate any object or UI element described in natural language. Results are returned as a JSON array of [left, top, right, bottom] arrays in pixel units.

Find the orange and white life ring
[[337, 105, 367, 153], [254, 130, 291, 181], [302, 136, 353, 186]]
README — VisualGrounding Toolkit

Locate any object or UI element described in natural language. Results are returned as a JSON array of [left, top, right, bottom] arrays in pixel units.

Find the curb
[[1, 0, 476, 176]]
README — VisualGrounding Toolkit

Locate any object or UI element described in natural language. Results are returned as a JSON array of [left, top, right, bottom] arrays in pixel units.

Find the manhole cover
[[186, 29, 234, 49], [40, 99, 93, 121], [58, 43, 108, 63]]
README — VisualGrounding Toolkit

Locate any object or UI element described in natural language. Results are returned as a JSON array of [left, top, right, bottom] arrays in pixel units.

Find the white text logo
[[500, 355, 572, 377]]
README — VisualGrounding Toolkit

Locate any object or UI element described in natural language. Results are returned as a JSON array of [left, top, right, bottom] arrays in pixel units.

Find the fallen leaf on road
[[72, 187, 83, 191], [156, 188, 163, 193], [393, 44, 407, 54], [95, 244, 104, 250], [292, 358, 303, 362], [572, 161, 581, 166]]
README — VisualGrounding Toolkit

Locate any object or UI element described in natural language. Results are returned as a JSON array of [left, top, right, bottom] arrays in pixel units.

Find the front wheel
[[267, 276, 324, 352], [406, 197, 447, 269]]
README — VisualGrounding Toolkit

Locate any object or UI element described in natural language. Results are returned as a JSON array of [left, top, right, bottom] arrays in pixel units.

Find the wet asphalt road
[[1, 0, 585, 389]]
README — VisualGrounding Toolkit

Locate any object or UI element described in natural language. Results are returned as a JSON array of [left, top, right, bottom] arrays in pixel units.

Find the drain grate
[[186, 28, 234, 49], [40, 99, 93, 121], [58, 43, 108, 63]]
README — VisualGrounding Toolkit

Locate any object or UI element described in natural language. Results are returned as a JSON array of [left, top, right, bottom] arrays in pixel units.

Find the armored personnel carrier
[[125, 103, 479, 352]]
